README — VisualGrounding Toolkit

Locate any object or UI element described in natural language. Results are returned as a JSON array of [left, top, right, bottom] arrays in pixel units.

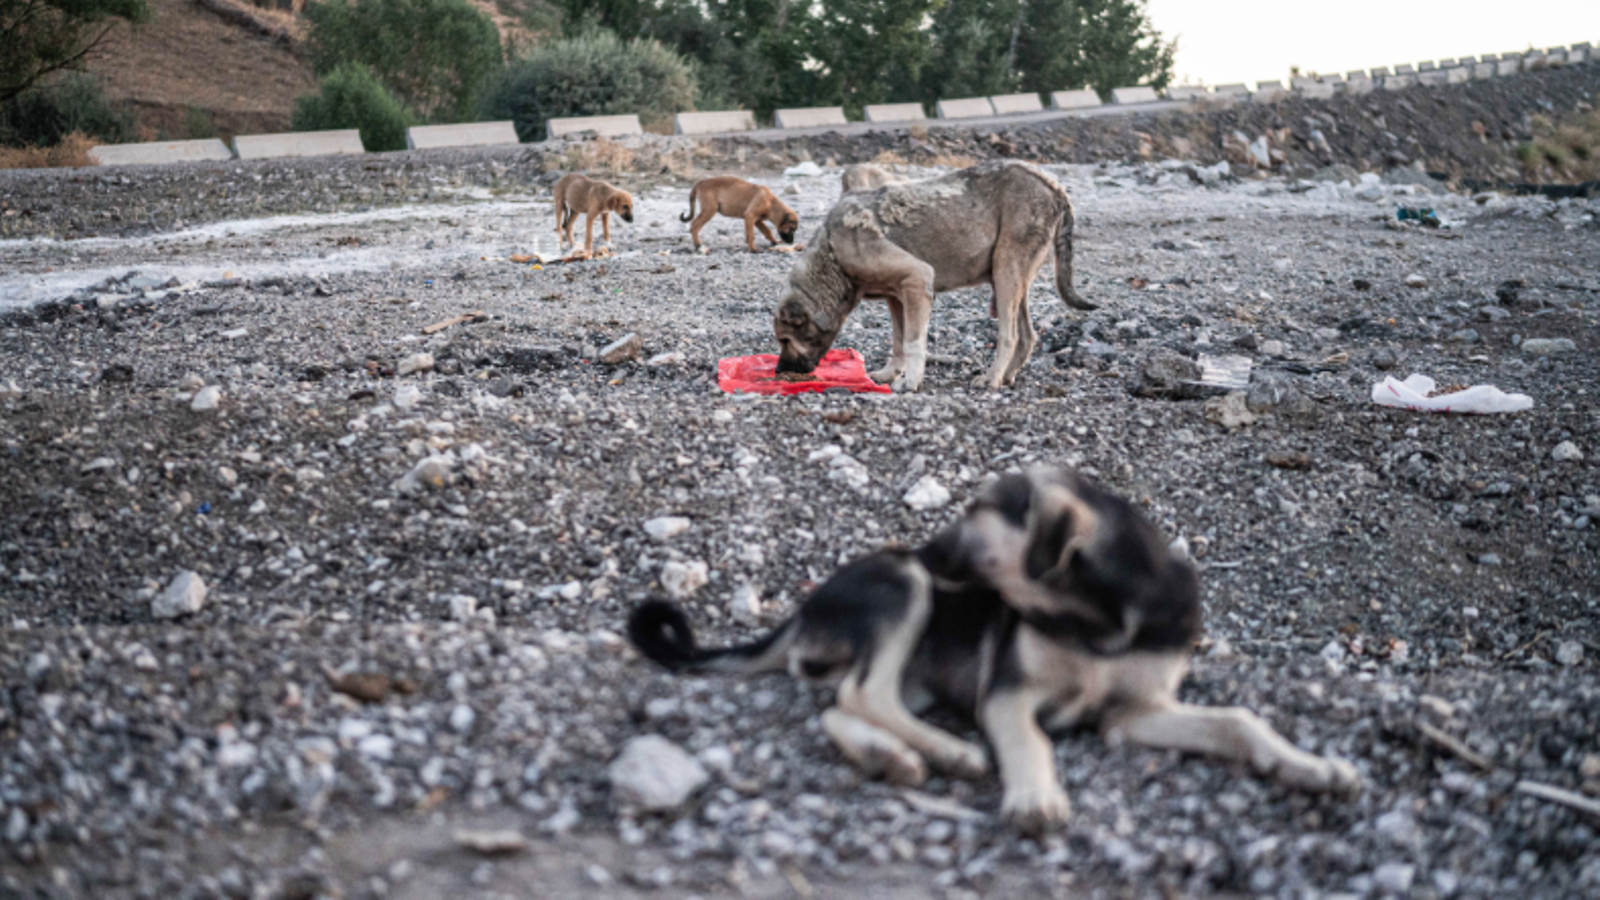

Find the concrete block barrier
[[90, 138, 234, 166], [546, 115, 643, 140], [1164, 86, 1209, 100], [406, 121, 518, 150], [935, 97, 996, 118], [1383, 73, 1418, 90], [1480, 54, 1499, 62], [233, 130, 364, 160], [1418, 61, 1436, 72], [1458, 56, 1478, 65], [1344, 75, 1375, 94], [863, 103, 927, 123], [1394, 64, 1416, 74], [1110, 86, 1161, 104], [1049, 89, 1103, 109], [673, 110, 755, 135], [1251, 81, 1288, 102], [1473, 62, 1496, 79], [1212, 83, 1251, 99], [1370, 67, 1392, 78], [988, 92, 1043, 115], [773, 107, 848, 129], [1445, 67, 1470, 84], [1568, 47, 1588, 64], [1298, 82, 1336, 99], [1417, 70, 1448, 86], [1496, 58, 1521, 76]]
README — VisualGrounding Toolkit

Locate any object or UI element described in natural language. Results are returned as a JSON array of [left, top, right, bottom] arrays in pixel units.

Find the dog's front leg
[[980, 687, 1070, 832], [821, 708, 928, 785], [868, 297, 907, 385], [755, 219, 780, 248], [1106, 703, 1362, 796], [583, 213, 596, 255], [890, 276, 934, 392]]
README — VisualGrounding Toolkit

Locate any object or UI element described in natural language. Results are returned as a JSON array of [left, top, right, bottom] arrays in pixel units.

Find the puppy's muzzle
[[622, 212, 635, 223]]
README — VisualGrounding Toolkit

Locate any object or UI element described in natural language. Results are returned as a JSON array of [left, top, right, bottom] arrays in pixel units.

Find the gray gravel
[[1, 150, 1598, 899]]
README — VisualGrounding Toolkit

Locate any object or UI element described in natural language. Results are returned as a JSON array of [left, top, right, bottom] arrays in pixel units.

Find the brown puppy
[[680, 176, 799, 252], [552, 173, 635, 255]]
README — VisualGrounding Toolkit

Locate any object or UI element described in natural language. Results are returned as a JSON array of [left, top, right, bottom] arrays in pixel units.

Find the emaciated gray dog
[[773, 159, 1097, 391]]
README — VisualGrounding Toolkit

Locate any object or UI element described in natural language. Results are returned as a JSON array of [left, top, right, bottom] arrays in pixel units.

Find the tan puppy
[[552, 173, 635, 255], [841, 163, 905, 193], [680, 176, 799, 252]]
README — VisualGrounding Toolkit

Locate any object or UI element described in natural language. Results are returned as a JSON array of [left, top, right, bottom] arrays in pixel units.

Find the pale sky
[[1145, 1, 1600, 87]]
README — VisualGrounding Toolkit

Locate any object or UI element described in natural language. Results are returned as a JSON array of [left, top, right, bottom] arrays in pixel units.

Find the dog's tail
[[679, 186, 697, 223], [627, 600, 795, 675], [1054, 201, 1097, 310]]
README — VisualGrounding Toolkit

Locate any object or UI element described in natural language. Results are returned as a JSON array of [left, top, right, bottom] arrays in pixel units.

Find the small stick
[[1515, 780, 1600, 819], [1416, 721, 1493, 770], [421, 311, 484, 335]]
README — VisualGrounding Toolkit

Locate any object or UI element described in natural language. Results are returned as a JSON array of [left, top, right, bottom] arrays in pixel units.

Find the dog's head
[[941, 466, 1201, 652], [773, 294, 838, 374], [774, 202, 799, 244], [609, 189, 635, 223]]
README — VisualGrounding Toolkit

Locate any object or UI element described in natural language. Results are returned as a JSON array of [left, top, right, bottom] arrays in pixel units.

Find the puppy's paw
[[969, 373, 1002, 391], [1324, 758, 1363, 797], [1001, 786, 1071, 833], [1277, 754, 1363, 796], [696, 245, 710, 256], [933, 742, 990, 781]]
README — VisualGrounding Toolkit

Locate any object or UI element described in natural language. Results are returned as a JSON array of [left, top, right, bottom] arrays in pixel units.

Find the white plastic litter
[[1371, 374, 1532, 414], [783, 161, 823, 177]]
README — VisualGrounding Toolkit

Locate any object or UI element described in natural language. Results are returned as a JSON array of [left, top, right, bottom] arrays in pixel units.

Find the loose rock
[[152, 570, 207, 619], [600, 333, 643, 365], [190, 385, 222, 412], [902, 475, 952, 511], [608, 735, 709, 812]]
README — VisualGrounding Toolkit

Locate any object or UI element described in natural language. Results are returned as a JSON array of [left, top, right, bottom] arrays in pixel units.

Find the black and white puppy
[[627, 466, 1360, 831]]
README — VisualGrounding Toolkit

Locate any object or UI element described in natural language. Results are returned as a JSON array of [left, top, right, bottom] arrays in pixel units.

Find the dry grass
[[1518, 109, 1600, 182], [0, 132, 99, 169], [552, 137, 637, 174], [871, 150, 907, 166], [925, 152, 976, 169]]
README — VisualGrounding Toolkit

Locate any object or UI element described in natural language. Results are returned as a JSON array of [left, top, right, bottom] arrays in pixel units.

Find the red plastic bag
[[717, 348, 892, 396]]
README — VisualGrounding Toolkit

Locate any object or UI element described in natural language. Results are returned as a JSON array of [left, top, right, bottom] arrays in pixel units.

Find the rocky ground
[[1, 138, 1598, 899]]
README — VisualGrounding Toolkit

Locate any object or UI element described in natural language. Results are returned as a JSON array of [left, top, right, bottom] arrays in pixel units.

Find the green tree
[[1014, 0, 1175, 97], [304, 0, 503, 122], [479, 29, 697, 141], [292, 62, 416, 152], [0, 71, 133, 146], [1, 0, 149, 104], [803, 0, 941, 116]]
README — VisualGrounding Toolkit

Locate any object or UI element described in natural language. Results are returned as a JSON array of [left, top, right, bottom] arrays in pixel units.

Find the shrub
[[0, 130, 97, 169], [0, 73, 134, 148], [480, 30, 697, 142], [182, 107, 216, 140], [292, 63, 416, 152], [1518, 108, 1600, 182], [304, 0, 504, 123]]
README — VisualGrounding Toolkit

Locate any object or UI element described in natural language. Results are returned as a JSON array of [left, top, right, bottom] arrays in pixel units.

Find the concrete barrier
[[773, 107, 848, 129], [1164, 86, 1209, 101], [1480, 54, 1499, 62], [673, 110, 755, 135], [1417, 70, 1447, 86], [1394, 64, 1416, 75], [1049, 89, 1103, 110], [863, 103, 927, 123], [1418, 61, 1436, 72], [233, 130, 364, 160], [1289, 76, 1317, 90], [936, 97, 995, 118], [1445, 67, 1470, 84], [1110, 86, 1161, 104], [1344, 76, 1375, 95], [1569, 47, 1588, 64], [1383, 73, 1418, 90], [1547, 50, 1569, 65], [406, 121, 518, 150], [988, 92, 1043, 115], [1251, 81, 1288, 102], [90, 138, 234, 167], [1438, 59, 1456, 68], [1370, 67, 1392, 78], [1458, 56, 1477, 65], [1473, 62, 1496, 79], [547, 114, 643, 139], [1212, 83, 1251, 98], [1496, 58, 1521, 76], [1298, 82, 1335, 99]]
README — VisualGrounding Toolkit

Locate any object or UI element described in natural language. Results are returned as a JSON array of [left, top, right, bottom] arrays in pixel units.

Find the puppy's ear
[[1024, 484, 1100, 580]]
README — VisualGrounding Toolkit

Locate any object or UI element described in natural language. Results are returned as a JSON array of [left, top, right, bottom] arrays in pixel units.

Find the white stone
[[394, 384, 422, 409], [608, 735, 709, 811], [357, 734, 395, 760], [153, 570, 207, 619], [1404, 274, 1428, 288], [1552, 441, 1583, 462], [454, 828, 529, 855], [1373, 863, 1416, 893], [1555, 640, 1584, 666], [190, 386, 222, 412], [447, 595, 477, 621], [1521, 338, 1577, 357], [397, 455, 453, 493], [902, 475, 952, 511], [660, 560, 709, 599], [645, 352, 685, 367], [449, 704, 476, 734], [729, 584, 762, 625], [397, 353, 434, 376], [643, 516, 691, 541]]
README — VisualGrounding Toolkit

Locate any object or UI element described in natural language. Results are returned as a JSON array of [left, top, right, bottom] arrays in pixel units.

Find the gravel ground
[[1, 152, 1598, 899]]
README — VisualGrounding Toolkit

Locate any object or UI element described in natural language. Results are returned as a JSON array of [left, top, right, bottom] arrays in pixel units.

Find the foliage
[[181, 106, 216, 140], [0, 0, 149, 104], [1013, 0, 1175, 97], [291, 62, 415, 152], [479, 30, 697, 141], [0, 129, 96, 168], [1519, 109, 1600, 182], [0, 72, 133, 148], [304, 0, 503, 122]]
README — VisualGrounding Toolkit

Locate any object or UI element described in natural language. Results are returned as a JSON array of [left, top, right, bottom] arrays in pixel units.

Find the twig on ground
[[1416, 721, 1494, 770], [1515, 780, 1600, 819]]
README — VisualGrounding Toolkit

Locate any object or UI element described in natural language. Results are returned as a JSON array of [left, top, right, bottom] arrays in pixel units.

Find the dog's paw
[[891, 374, 923, 393], [933, 742, 990, 781], [868, 367, 898, 384], [969, 373, 1002, 391], [1277, 755, 1363, 796], [1324, 758, 1363, 797], [696, 245, 710, 256], [1001, 786, 1071, 833]]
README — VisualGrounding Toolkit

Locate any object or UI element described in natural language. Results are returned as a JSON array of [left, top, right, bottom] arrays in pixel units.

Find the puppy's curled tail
[[627, 600, 794, 675], [679, 187, 698, 223], [1054, 201, 1097, 310]]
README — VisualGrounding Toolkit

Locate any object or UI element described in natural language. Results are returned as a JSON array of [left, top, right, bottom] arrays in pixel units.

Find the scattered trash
[[1397, 207, 1442, 228], [1372, 374, 1532, 414], [421, 311, 485, 335], [718, 349, 892, 396], [784, 161, 824, 177], [1192, 354, 1253, 393]]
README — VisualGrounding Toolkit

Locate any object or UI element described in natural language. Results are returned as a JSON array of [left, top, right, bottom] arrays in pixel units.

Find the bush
[[480, 30, 697, 142], [0, 131, 97, 169], [305, 0, 504, 123], [0, 73, 134, 148], [292, 63, 416, 152]]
